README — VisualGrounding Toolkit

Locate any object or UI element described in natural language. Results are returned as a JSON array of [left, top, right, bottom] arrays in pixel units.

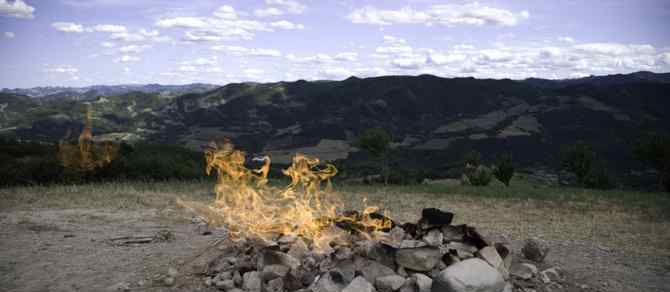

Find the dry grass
[[1, 179, 668, 256]]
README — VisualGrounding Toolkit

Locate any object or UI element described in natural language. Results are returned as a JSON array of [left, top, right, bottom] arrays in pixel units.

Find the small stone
[[335, 247, 354, 261], [412, 274, 432, 292], [311, 271, 346, 292], [510, 263, 537, 280], [162, 276, 175, 286], [343, 276, 376, 292], [357, 258, 396, 284], [106, 282, 130, 292], [262, 264, 290, 281], [396, 265, 408, 277], [420, 208, 454, 226], [395, 247, 441, 271], [215, 279, 235, 290], [431, 258, 505, 292], [540, 267, 562, 282], [422, 229, 443, 247], [233, 270, 243, 286], [390, 227, 406, 242], [522, 237, 550, 263], [399, 279, 418, 292], [243, 271, 262, 292], [441, 225, 464, 242], [266, 278, 285, 292], [503, 282, 513, 292], [260, 250, 301, 271], [395, 247, 441, 272], [375, 274, 406, 292], [288, 238, 310, 261], [167, 267, 178, 277], [278, 234, 298, 244]]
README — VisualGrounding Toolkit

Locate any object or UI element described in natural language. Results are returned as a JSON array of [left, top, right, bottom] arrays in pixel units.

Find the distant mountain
[[1, 71, 669, 184], [1, 83, 219, 100]]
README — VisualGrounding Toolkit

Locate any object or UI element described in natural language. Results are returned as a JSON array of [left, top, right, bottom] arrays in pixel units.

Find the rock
[[343, 276, 376, 292], [390, 227, 406, 243], [522, 238, 549, 263], [228, 289, 245, 292], [335, 259, 357, 283], [278, 234, 298, 244], [262, 264, 290, 281], [431, 258, 505, 292], [162, 276, 175, 286], [446, 242, 476, 260], [233, 270, 243, 286], [502, 282, 513, 292], [476, 246, 509, 279], [243, 271, 262, 292], [412, 274, 432, 292], [509, 263, 537, 280], [376, 274, 406, 292], [399, 280, 419, 292], [494, 243, 512, 271], [420, 208, 454, 226], [311, 271, 346, 292], [215, 279, 235, 290], [260, 250, 301, 271], [288, 238, 309, 260], [167, 267, 178, 277], [395, 247, 441, 272], [266, 278, 285, 292], [335, 247, 354, 261], [367, 243, 398, 270], [441, 225, 464, 242], [357, 258, 397, 284], [422, 229, 443, 247], [539, 267, 562, 283], [400, 240, 428, 249]]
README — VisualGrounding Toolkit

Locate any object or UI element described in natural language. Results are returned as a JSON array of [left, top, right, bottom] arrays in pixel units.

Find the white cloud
[[178, 65, 197, 72], [155, 17, 207, 28], [0, 0, 34, 19], [354, 67, 388, 77], [139, 29, 159, 37], [92, 24, 127, 33], [101, 41, 115, 48], [255, 7, 283, 17], [211, 45, 282, 57], [391, 56, 427, 69], [110, 31, 145, 42], [243, 68, 265, 78], [428, 52, 466, 65], [119, 44, 151, 54], [348, 3, 528, 26], [269, 20, 304, 30], [114, 55, 141, 63], [318, 67, 353, 80], [558, 36, 575, 43], [334, 52, 358, 62], [4, 31, 14, 38], [214, 5, 238, 20], [43, 65, 79, 74], [52, 22, 85, 33], [383, 35, 406, 45], [573, 42, 655, 56], [266, 0, 305, 14]]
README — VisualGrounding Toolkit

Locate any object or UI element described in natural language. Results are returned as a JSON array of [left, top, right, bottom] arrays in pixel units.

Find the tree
[[633, 135, 670, 192], [357, 128, 392, 184], [464, 150, 482, 167], [561, 142, 595, 186], [493, 153, 514, 186], [461, 150, 492, 186]]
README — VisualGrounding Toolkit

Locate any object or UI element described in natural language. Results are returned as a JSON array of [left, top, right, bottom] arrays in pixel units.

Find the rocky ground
[[1, 203, 668, 292]]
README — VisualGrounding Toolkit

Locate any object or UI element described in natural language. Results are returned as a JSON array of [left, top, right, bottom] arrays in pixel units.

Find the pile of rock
[[196, 208, 554, 292]]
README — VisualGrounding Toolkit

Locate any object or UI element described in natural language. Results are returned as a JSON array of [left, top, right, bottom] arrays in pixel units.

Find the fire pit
[[176, 140, 569, 292]]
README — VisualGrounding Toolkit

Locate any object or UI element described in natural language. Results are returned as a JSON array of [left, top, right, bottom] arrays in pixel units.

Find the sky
[[1, 0, 670, 88]]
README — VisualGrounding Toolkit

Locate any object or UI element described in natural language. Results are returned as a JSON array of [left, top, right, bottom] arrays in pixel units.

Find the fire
[[177, 139, 392, 251], [58, 104, 118, 171]]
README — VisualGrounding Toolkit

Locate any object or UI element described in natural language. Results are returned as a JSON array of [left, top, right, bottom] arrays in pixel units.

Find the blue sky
[[1, 0, 670, 88]]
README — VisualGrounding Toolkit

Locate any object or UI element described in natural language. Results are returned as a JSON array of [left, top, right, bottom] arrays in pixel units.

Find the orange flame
[[178, 139, 392, 251], [58, 105, 118, 171]]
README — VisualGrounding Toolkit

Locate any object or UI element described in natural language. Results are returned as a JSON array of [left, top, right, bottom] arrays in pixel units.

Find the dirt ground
[[1, 187, 669, 292]]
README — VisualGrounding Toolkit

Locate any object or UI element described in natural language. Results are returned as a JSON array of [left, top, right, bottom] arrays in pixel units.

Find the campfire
[[177, 140, 564, 292], [57, 104, 118, 171]]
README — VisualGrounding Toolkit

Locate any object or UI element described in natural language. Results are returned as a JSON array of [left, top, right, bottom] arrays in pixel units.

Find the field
[[1, 178, 669, 291]]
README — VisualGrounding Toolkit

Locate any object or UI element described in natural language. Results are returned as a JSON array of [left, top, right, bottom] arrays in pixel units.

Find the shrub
[[561, 142, 595, 186], [463, 164, 493, 186], [493, 153, 514, 186], [464, 150, 482, 167], [357, 128, 392, 184], [583, 162, 613, 189], [633, 135, 670, 192]]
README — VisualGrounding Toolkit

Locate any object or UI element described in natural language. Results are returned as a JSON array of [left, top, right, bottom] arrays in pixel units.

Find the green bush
[[561, 142, 595, 186], [357, 127, 392, 184], [493, 153, 514, 186], [464, 150, 482, 167], [463, 164, 493, 186], [583, 162, 613, 189], [633, 135, 670, 192]]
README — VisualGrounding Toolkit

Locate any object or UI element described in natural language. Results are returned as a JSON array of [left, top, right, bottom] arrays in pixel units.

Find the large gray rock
[[509, 263, 537, 280], [243, 271, 262, 292], [423, 229, 444, 247], [521, 238, 549, 263], [395, 247, 441, 271], [431, 258, 505, 292], [311, 271, 346, 292], [476, 246, 509, 279], [376, 274, 406, 292], [343, 276, 376, 292]]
